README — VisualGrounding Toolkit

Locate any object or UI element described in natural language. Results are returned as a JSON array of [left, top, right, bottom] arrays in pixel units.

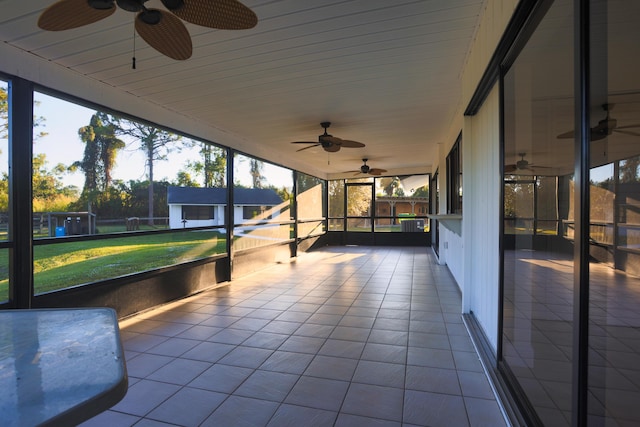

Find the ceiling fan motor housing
[[89, 0, 115, 10], [321, 141, 334, 149], [318, 122, 333, 147], [139, 9, 162, 25], [361, 158, 370, 173], [161, 0, 185, 11], [116, 0, 146, 12]]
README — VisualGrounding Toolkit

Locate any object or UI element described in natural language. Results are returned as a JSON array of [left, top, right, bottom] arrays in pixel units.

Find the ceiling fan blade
[[558, 128, 607, 140], [163, 0, 258, 30], [135, 9, 192, 60], [38, 0, 115, 31], [614, 129, 640, 137], [291, 141, 318, 144], [557, 130, 574, 139], [369, 168, 387, 175], [615, 124, 640, 130], [323, 136, 365, 148], [295, 144, 320, 152], [505, 164, 517, 173], [338, 139, 366, 148]]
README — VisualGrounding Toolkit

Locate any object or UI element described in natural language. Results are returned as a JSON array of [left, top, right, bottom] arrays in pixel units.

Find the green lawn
[[0, 230, 226, 296]]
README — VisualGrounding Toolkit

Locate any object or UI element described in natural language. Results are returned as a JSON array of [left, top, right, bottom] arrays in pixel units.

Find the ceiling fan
[[347, 158, 387, 176], [505, 153, 549, 173], [37, 0, 258, 61], [557, 103, 640, 141], [291, 122, 366, 153]]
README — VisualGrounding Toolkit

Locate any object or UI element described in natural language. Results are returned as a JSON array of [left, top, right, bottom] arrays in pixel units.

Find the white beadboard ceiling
[[0, 0, 486, 179]]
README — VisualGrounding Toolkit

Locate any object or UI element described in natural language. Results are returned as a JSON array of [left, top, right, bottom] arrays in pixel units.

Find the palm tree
[[75, 113, 125, 196]]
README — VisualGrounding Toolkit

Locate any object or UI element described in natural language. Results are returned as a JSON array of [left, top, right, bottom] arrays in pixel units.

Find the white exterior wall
[[168, 204, 226, 229], [168, 205, 182, 229], [462, 86, 501, 350], [216, 205, 227, 225], [169, 204, 283, 229], [433, 0, 519, 353], [440, 227, 464, 287]]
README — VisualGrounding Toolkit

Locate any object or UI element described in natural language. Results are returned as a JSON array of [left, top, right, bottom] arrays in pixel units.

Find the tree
[[72, 112, 125, 213], [182, 143, 226, 187], [412, 185, 429, 198], [31, 153, 79, 211], [126, 179, 169, 219], [620, 156, 640, 183], [0, 86, 47, 148], [175, 171, 199, 187], [201, 144, 226, 187], [346, 185, 372, 217], [105, 116, 182, 225], [379, 177, 400, 197], [297, 173, 322, 194], [249, 158, 264, 188], [0, 87, 7, 140], [75, 121, 100, 196], [328, 180, 345, 217], [504, 179, 535, 219], [97, 113, 125, 190]]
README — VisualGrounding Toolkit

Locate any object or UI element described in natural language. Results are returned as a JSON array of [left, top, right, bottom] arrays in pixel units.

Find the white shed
[[167, 186, 284, 229]]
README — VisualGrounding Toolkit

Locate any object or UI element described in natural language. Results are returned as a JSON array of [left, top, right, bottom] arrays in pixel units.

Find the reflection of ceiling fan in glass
[[37, 0, 258, 61], [505, 153, 550, 173], [557, 103, 640, 141]]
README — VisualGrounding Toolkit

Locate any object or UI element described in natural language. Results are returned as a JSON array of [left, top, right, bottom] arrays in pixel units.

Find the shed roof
[[167, 186, 283, 205]]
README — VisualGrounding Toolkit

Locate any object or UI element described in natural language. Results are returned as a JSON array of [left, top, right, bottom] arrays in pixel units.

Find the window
[[374, 174, 429, 232], [297, 172, 325, 238], [242, 205, 270, 220], [0, 79, 8, 302], [504, 175, 559, 235], [233, 153, 293, 251], [182, 205, 214, 220], [446, 135, 462, 214], [328, 179, 345, 231]]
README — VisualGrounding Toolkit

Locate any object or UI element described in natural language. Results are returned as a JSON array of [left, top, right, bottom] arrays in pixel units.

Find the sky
[[0, 88, 293, 191]]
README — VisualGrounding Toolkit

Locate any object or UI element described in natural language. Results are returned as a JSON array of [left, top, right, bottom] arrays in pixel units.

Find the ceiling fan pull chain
[[132, 24, 136, 69]]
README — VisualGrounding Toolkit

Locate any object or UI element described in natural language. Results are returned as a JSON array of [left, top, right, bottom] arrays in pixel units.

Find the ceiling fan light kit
[[38, 0, 258, 61]]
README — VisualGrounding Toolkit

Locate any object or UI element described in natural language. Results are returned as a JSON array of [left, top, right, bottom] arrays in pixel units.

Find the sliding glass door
[[500, 0, 640, 425]]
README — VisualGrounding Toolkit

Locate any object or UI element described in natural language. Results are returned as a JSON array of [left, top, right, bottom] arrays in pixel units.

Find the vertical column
[[572, 0, 590, 424], [292, 170, 298, 257], [226, 148, 234, 281], [8, 77, 34, 308]]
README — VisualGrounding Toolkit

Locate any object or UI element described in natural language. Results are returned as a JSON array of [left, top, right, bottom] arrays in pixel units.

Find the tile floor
[[81, 246, 508, 427]]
